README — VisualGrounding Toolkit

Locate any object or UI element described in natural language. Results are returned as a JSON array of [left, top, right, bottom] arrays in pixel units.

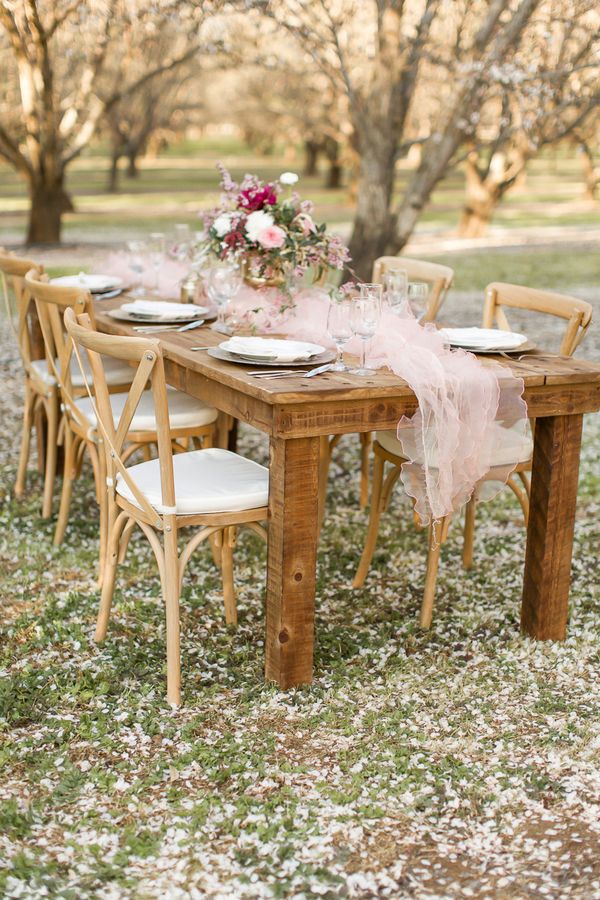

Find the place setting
[[207, 336, 335, 378], [107, 299, 211, 333], [50, 272, 125, 299]]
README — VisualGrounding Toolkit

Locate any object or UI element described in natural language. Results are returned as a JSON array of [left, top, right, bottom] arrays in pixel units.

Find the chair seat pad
[[75, 386, 218, 432], [376, 421, 533, 469], [116, 448, 269, 515], [31, 355, 133, 387]]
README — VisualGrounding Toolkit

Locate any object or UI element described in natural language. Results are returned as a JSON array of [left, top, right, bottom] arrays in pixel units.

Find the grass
[[1, 137, 598, 243], [1, 289, 600, 896]]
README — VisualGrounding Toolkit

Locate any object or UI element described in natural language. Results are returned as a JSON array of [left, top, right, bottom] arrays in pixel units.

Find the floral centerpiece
[[199, 164, 350, 289]]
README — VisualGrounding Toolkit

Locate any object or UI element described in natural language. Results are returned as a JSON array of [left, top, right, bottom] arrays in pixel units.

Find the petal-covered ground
[[1, 287, 599, 899]]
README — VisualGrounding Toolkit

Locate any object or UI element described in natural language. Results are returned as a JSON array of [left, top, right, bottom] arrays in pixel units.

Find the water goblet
[[170, 223, 191, 262], [408, 281, 429, 322], [148, 232, 165, 295], [327, 294, 353, 372], [383, 267, 408, 314], [206, 262, 242, 334], [350, 285, 382, 376], [126, 239, 147, 297]]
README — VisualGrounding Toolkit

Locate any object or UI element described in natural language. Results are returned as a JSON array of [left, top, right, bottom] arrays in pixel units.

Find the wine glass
[[126, 239, 147, 297], [327, 294, 353, 371], [147, 232, 165, 295], [383, 267, 408, 314], [170, 223, 191, 262], [206, 262, 242, 334], [350, 284, 382, 376], [408, 282, 429, 322]]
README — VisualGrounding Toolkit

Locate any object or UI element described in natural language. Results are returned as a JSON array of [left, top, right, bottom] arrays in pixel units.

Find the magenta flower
[[239, 184, 278, 212]]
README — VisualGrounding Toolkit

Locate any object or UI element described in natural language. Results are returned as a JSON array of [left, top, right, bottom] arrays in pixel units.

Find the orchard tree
[[0, 0, 221, 243], [458, 1, 600, 236], [262, 0, 579, 278]]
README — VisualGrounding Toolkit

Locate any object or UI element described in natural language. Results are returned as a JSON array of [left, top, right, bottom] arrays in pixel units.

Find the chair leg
[[53, 429, 79, 546], [34, 403, 46, 474], [163, 522, 181, 707], [420, 516, 450, 629], [41, 397, 59, 519], [220, 526, 238, 626], [462, 495, 477, 570], [97, 450, 108, 587], [359, 431, 373, 508], [353, 451, 386, 588], [117, 518, 136, 564], [15, 383, 34, 499], [95, 509, 127, 642]]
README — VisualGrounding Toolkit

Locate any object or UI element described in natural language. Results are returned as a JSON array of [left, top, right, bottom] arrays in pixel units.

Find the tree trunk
[[304, 140, 320, 176], [107, 153, 120, 192], [579, 144, 599, 203], [27, 178, 74, 244], [324, 137, 342, 189], [126, 151, 139, 178], [347, 140, 397, 280]]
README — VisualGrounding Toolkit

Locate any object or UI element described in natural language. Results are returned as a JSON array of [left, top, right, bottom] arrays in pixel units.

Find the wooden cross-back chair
[[0, 250, 55, 513], [372, 256, 454, 323], [318, 256, 455, 526], [25, 271, 218, 576], [353, 281, 593, 630], [64, 308, 269, 706]]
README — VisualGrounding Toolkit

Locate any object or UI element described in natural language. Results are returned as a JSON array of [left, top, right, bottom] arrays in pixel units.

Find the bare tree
[[261, 0, 582, 277], [0, 0, 218, 243]]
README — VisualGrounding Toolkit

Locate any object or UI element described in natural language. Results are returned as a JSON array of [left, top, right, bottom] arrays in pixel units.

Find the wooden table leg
[[521, 413, 583, 640], [265, 435, 320, 688]]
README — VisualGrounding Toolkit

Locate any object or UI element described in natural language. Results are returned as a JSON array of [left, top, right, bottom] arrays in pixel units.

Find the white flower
[[212, 213, 233, 237], [245, 209, 274, 242], [280, 171, 299, 185]]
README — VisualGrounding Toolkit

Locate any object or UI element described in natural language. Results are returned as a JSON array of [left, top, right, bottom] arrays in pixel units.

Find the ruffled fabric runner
[[228, 286, 528, 523]]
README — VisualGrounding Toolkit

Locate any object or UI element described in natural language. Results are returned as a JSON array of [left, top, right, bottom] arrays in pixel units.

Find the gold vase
[[242, 254, 287, 289]]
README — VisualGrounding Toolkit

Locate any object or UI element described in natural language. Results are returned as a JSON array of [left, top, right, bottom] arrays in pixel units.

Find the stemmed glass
[[327, 293, 353, 371], [350, 283, 382, 376], [408, 282, 429, 322], [147, 232, 165, 295], [126, 239, 147, 297], [169, 224, 191, 262], [206, 262, 242, 334], [383, 267, 408, 314]]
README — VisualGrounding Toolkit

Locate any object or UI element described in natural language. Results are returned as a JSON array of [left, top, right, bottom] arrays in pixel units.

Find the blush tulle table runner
[[93, 259, 528, 523], [94, 252, 188, 300], [230, 286, 528, 524]]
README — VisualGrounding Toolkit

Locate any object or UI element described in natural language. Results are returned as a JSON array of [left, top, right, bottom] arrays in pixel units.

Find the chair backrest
[[483, 282, 593, 357], [0, 249, 44, 372], [64, 307, 174, 527], [372, 256, 454, 322], [24, 269, 97, 420]]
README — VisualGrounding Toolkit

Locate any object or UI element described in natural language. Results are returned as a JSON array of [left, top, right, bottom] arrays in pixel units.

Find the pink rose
[[257, 225, 286, 249]]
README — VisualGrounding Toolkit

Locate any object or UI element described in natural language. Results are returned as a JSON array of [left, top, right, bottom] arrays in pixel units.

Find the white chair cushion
[[31, 354, 133, 387], [376, 421, 533, 469], [116, 448, 269, 515], [75, 385, 218, 432]]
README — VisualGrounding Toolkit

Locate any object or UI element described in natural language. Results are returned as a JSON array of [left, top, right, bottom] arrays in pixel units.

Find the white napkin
[[221, 337, 324, 362], [441, 328, 527, 351], [120, 300, 205, 319]]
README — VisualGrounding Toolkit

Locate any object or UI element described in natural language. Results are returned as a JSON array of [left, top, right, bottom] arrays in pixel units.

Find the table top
[[95, 298, 600, 396]]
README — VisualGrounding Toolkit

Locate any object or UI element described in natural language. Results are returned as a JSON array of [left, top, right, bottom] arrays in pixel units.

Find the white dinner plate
[[441, 327, 528, 352], [109, 303, 208, 324], [220, 337, 326, 363], [51, 273, 123, 293]]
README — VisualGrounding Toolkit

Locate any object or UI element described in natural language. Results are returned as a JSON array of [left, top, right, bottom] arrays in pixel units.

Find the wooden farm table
[[95, 300, 600, 688]]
